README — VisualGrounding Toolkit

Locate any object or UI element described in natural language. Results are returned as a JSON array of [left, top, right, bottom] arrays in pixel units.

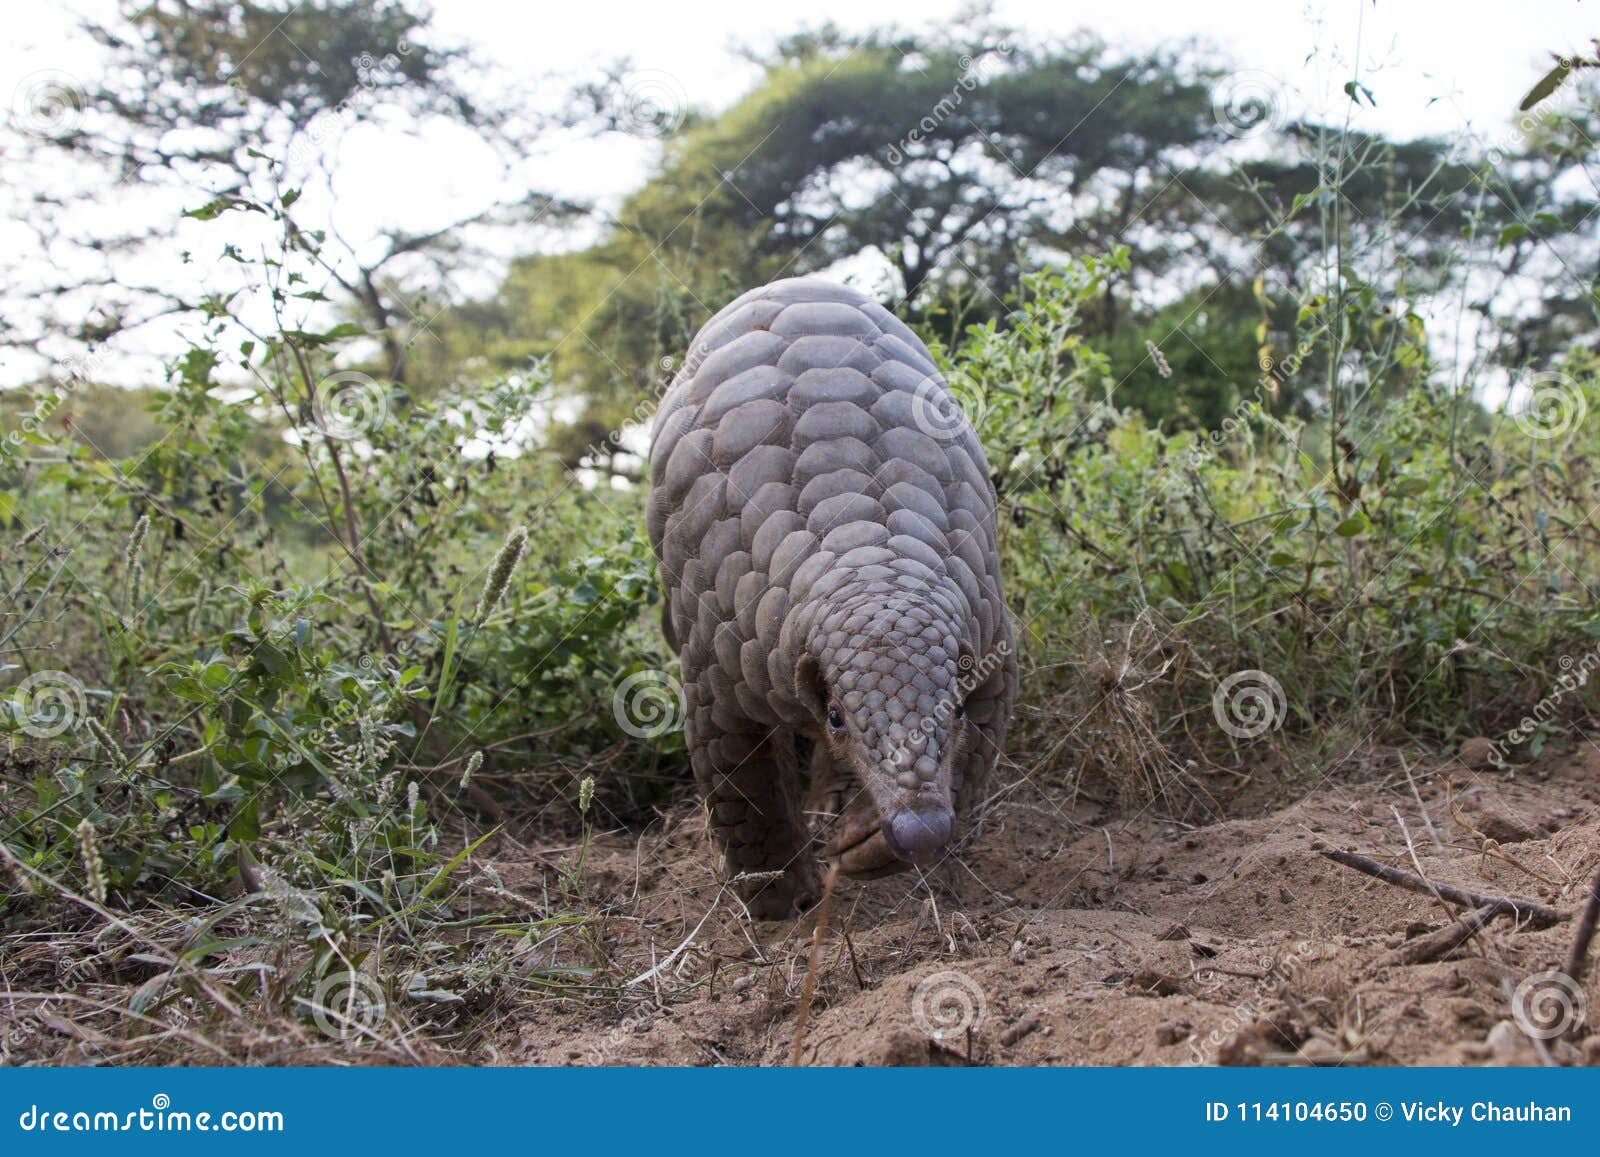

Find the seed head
[[474, 526, 528, 623], [76, 819, 107, 904]]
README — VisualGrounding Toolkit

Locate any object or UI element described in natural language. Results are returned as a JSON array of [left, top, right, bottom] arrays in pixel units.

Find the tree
[[449, 18, 1227, 467], [1, 0, 581, 388]]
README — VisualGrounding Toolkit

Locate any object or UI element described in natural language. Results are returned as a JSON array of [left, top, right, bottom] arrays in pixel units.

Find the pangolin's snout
[[882, 807, 954, 867]]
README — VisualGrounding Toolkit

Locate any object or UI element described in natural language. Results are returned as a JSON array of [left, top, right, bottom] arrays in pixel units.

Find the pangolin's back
[[646, 277, 1006, 726]]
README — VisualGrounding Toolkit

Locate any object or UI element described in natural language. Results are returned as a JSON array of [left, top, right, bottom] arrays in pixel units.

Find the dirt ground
[[486, 742, 1600, 1067], [6, 742, 1599, 1067]]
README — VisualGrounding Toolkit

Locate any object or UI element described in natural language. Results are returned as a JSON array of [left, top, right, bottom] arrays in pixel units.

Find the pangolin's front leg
[[687, 707, 820, 919]]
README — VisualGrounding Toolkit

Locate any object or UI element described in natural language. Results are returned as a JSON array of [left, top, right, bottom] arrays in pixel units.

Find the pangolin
[[646, 277, 1016, 918]]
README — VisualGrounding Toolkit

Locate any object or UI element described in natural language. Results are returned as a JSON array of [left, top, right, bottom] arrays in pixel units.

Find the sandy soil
[[494, 744, 1600, 1066], [6, 744, 1598, 1066]]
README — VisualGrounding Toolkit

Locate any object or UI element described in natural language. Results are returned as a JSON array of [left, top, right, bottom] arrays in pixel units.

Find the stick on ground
[[1380, 903, 1503, 967], [1564, 864, 1600, 984], [1317, 846, 1563, 929], [790, 862, 840, 1066]]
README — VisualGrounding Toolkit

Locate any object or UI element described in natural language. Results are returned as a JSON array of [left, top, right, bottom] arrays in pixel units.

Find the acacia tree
[[450, 19, 1228, 466], [1, 0, 581, 388], [617, 24, 1221, 306]]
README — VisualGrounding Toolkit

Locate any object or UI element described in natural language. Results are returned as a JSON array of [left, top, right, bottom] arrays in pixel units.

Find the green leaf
[[1520, 61, 1572, 111], [228, 797, 260, 842], [183, 196, 259, 221], [1333, 514, 1370, 538], [128, 972, 175, 1014], [1497, 222, 1528, 247]]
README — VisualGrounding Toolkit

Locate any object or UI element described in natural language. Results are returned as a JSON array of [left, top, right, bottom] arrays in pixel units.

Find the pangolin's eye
[[827, 707, 844, 730], [953, 702, 966, 720]]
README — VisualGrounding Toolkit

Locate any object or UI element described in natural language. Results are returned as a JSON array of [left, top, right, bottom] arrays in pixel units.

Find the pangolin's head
[[798, 585, 973, 869]]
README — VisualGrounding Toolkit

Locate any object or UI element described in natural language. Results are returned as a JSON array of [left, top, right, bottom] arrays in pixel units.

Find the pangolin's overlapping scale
[[649, 278, 1005, 674]]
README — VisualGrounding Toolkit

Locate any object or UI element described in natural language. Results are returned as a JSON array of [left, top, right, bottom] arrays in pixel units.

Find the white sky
[[1, 0, 1595, 387]]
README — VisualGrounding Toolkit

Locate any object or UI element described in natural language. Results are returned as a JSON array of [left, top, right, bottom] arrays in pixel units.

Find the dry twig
[[790, 862, 840, 1066], [1316, 845, 1563, 929]]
